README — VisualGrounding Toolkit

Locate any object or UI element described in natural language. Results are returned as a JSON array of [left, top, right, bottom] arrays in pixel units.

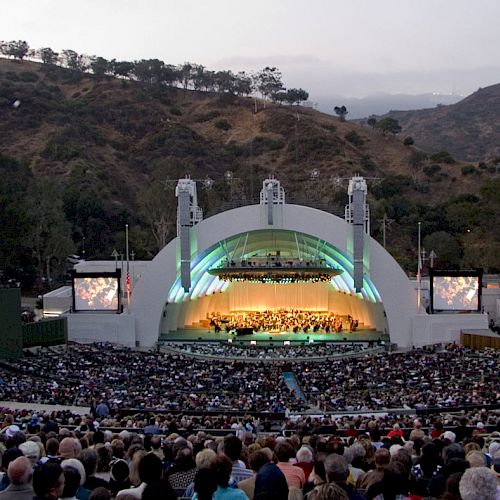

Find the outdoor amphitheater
[[0, 176, 498, 499]]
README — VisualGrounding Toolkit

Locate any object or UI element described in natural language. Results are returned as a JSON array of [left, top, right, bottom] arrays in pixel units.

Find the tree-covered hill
[[0, 57, 499, 290]]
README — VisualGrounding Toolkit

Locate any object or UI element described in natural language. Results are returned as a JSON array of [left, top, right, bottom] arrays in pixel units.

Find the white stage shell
[[131, 203, 418, 347]]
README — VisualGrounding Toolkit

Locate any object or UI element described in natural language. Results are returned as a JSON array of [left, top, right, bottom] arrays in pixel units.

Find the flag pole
[[126, 224, 130, 313], [417, 221, 421, 311]]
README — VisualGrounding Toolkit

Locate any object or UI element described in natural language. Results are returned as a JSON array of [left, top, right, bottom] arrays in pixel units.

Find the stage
[[160, 327, 387, 344]]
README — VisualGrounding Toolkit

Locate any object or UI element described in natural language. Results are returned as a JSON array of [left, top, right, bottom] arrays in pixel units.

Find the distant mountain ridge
[[317, 92, 461, 119], [380, 83, 500, 161]]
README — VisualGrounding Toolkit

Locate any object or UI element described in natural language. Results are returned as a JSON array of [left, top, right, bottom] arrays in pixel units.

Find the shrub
[[403, 136, 414, 146], [169, 107, 182, 116], [19, 71, 39, 82], [423, 164, 441, 177], [345, 130, 364, 146], [430, 150, 455, 163], [461, 165, 476, 175], [214, 118, 232, 131], [360, 155, 377, 171]]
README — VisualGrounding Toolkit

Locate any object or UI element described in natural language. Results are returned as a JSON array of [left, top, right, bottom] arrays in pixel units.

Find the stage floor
[[160, 328, 387, 344]]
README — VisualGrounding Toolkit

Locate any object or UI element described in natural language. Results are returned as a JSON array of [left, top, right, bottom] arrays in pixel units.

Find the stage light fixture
[[250, 340, 256, 345], [284, 341, 290, 346], [309, 339, 314, 344]]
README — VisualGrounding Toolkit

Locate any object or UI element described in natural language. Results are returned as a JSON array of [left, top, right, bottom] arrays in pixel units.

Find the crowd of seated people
[[296, 344, 500, 412], [0, 344, 306, 413], [209, 310, 359, 334], [0, 408, 498, 500], [165, 342, 370, 360], [0, 343, 498, 415]]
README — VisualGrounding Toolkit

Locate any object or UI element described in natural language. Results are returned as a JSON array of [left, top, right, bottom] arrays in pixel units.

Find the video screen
[[432, 275, 480, 311], [73, 276, 119, 311]]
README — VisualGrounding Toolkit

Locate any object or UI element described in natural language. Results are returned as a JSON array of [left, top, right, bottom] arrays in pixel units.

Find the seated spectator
[[324, 454, 364, 500], [308, 482, 349, 500], [458, 466, 498, 500], [18, 440, 40, 466], [192, 468, 217, 500], [61, 459, 89, 500], [211, 455, 248, 500], [33, 462, 65, 500], [116, 453, 163, 500], [275, 440, 305, 489], [61, 466, 81, 500], [108, 459, 130, 497], [222, 434, 253, 484], [294, 446, 314, 481], [79, 448, 109, 491], [0, 456, 33, 500], [166, 446, 197, 493], [238, 449, 273, 500], [357, 448, 390, 492]]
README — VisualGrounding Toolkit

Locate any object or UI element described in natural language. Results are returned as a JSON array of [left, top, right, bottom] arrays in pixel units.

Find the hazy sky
[[1, 0, 499, 99]]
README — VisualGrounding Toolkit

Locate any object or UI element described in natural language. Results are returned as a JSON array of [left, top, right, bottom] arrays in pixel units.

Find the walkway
[[282, 372, 306, 402]]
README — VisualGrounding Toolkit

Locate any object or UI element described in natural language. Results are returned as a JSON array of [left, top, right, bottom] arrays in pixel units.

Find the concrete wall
[[66, 313, 136, 348], [411, 312, 488, 346]]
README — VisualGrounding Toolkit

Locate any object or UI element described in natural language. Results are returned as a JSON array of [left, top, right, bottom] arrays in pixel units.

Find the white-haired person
[[458, 466, 499, 500]]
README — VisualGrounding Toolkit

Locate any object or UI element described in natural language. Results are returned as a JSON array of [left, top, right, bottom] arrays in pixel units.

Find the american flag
[[126, 271, 130, 293]]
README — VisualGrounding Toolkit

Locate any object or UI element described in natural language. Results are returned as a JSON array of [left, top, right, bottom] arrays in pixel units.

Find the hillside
[[383, 83, 500, 162], [0, 58, 499, 287]]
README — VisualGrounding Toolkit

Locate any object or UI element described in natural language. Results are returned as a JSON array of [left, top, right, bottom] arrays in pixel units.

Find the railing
[[22, 317, 67, 348]]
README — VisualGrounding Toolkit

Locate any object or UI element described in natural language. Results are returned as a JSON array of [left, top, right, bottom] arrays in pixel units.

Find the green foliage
[[345, 130, 364, 146], [19, 71, 39, 82], [214, 118, 232, 131], [408, 150, 428, 169], [423, 231, 462, 268], [372, 175, 412, 199], [254, 67, 284, 100], [0, 40, 29, 60], [250, 136, 285, 155], [367, 117, 377, 128], [430, 150, 455, 163], [423, 164, 441, 177], [39, 47, 58, 65], [461, 165, 476, 175], [376, 117, 402, 135], [360, 155, 377, 171], [334, 105, 348, 121]]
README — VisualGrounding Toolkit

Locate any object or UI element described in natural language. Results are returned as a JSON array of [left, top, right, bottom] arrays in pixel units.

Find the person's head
[[61, 466, 81, 499], [379, 461, 410, 498], [296, 446, 314, 464], [443, 443, 465, 465], [193, 468, 217, 500], [7, 456, 32, 486], [2, 447, 23, 471], [33, 462, 65, 500], [308, 482, 349, 500], [45, 438, 60, 457], [19, 440, 40, 466], [210, 455, 233, 488], [110, 458, 129, 484], [59, 437, 78, 459], [61, 458, 86, 486], [78, 447, 98, 479], [222, 434, 242, 462], [274, 440, 295, 463], [150, 436, 161, 450], [96, 444, 113, 472], [466, 450, 486, 468], [444, 471, 464, 499], [374, 448, 391, 469], [459, 466, 498, 500], [254, 463, 289, 500], [89, 486, 111, 500], [249, 449, 272, 472], [195, 448, 217, 470], [93, 431, 105, 445], [324, 454, 349, 484], [110, 438, 125, 459], [138, 452, 163, 485]]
